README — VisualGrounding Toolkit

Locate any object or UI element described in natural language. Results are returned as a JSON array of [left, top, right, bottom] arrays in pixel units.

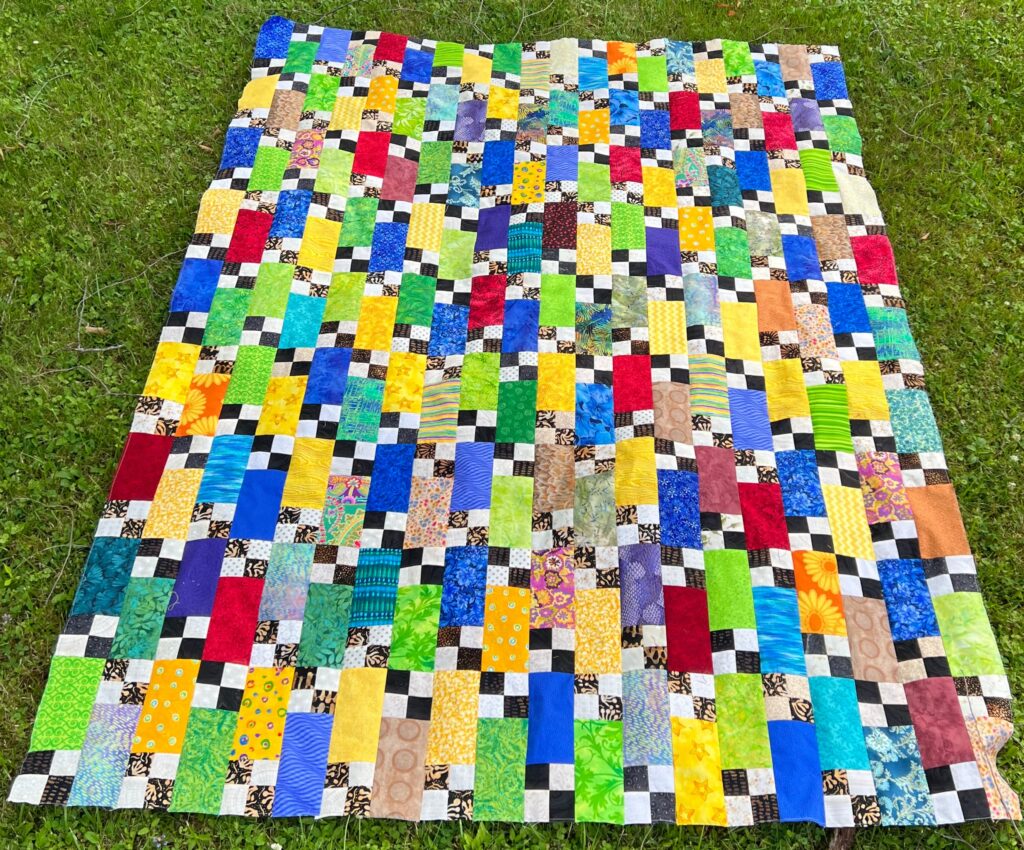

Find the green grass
[[1, 0, 1022, 847]]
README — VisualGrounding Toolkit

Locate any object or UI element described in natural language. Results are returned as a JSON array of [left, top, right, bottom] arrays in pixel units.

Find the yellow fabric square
[[770, 168, 810, 217], [678, 206, 715, 252], [425, 671, 481, 764], [408, 203, 445, 252], [842, 359, 889, 420], [238, 74, 279, 110], [695, 58, 727, 93], [671, 718, 728, 826], [281, 437, 334, 508], [383, 351, 426, 414], [353, 295, 398, 350], [576, 589, 621, 674], [195, 188, 245, 235], [578, 108, 610, 145], [297, 216, 342, 272], [577, 223, 611, 275], [482, 586, 531, 673], [764, 357, 810, 420], [329, 96, 367, 131], [329, 668, 387, 763], [642, 166, 677, 207], [144, 468, 203, 540], [257, 375, 307, 435], [131, 660, 200, 754], [615, 436, 657, 506], [487, 86, 519, 120], [231, 667, 293, 762], [512, 161, 546, 205], [537, 353, 575, 411], [143, 341, 200, 404], [823, 484, 875, 560], [366, 75, 398, 113], [461, 53, 492, 84], [721, 301, 761, 362], [648, 301, 687, 355]]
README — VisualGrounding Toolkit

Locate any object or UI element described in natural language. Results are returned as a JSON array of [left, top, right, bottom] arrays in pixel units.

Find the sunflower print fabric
[[9, 17, 1019, 827]]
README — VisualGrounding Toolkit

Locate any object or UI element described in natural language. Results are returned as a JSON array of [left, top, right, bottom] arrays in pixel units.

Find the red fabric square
[[610, 145, 642, 183], [380, 155, 418, 202], [374, 32, 407, 62], [851, 235, 898, 285], [352, 131, 391, 178], [469, 275, 506, 328], [109, 432, 173, 501], [613, 355, 653, 412], [542, 201, 578, 249], [905, 678, 975, 770], [225, 208, 272, 264], [696, 445, 741, 514], [762, 111, 798, 150], [665, 587, 712, 673], [738, 482, 790, 550], [203, 577, 264, 664], [669, 90, 700, 130]]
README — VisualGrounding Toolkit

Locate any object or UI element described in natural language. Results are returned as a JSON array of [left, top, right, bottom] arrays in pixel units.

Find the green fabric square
[[283, 40, 318, 74], [886, 389, 943, 454], [611, 203, 645, 250], [539, 274, 576, 327], [722, 39, 756, 76], [393, 97, 427, 139], [612, 276, 648, 328], [324, 272, 366, 322], [574, 720, 624, 823], [934, 593, 1005, 676], [716, 673, 772, 769], [823, 114, 862, 155], [807, 384, 854, 453], [169, 709, 237, 813], [248, 145, 289, 191], [28, 656, 105, 751], [474, 718, 527, 820], [460, 353, 500, 409], [492, 42, 522, 75], [225, 345, 276, 405], [109, 578, 174, 660], [490, 476, 533, 548], [578, 162, 611, 202], [338, 376, 385, 442], [396, 274, 437, 326], [304, 73, 340, 112], [574, 472, 617, 547], [314, 148, 353, 195], [438, 228, 474, 280], [706, 549, 756, 630], [497, 380, 537, 443], [339, 196, 378, 247], [248, 263, 293, 318], [868, 306, 920, 361], [637, 56, 668, 91], [418, 142, 453, 184], [388, 585, 442, 671], [433, 41, 464, 66], [298, 583, 353, 667], [715, 227, 752, 278], [203, 288, 250, 346], [549, 89, 578, 126], [799, 148, 840, 192]]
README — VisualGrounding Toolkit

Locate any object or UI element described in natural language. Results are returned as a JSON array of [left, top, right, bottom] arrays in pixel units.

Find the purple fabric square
[[168, 538, 227, 616], [789, 98, 824, 132], [546, 145, 578, 182], [476, 204, 511, 250], [316, 27, 351, 62], [645, 227, 682, 276], [455, 99, 487, 141], [620, 543, 665, 626]]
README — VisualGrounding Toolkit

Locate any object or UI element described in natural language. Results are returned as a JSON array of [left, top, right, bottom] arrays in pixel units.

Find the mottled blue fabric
[[735, 150, 772, 192], [306, 347, 350, 405], [877, 559, 940, 641], [782, 234, 822, 282], [575, 383, 614, 445], [827, 282, 871, 334], [369, 222, 408, 272], [808, 677, 871, 771], [708, 165, 742, 207], [755, 60, 785, 97], [776, 450, 827, 516], [503, 300, 540, 353], [171, 258, 222, 313], [366, 444, 415, 513], [482, 140, 515, 185], [316, 27, 350, 62], [255, 15, 293, 58], [753, 587, 807, 674], [270, 190, 312, 238], [610, 89, 640, 125], [657, 470, 701, 549], [812, 61, 849, 100], [769, 721, 826, 825], [426, 83, 459, 121], [440, 546, 489, 627], [865, 726, 936, 826], [640, 109, 671, 149], [428, 303, 470, 356], [623, 669, 674, 767], [280, 293, 326, 348], [220, 126, 263, 169], [401, 46, 434, 82]]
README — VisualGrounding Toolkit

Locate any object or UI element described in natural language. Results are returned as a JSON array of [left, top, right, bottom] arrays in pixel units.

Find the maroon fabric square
[[374, 31, 407, 62], [469, 275, 506, 329], [696, 445, 740, 514], [738, 482, 789, 551], [203, 577, 264, 664], [381, 155, 418, 202], [109, 432, 173, 501], [613, 355, 653, 412], [905, 678, 975, 770], [542, 201, 577, 249], [225, 208, 272, 264], [851, 235, 898, 285], [610, 145, 642, 183], [352, 131, 391, 178], [664, 587, 712, 674], [762, 111, 797, 150], [669, 90, 700, 130]]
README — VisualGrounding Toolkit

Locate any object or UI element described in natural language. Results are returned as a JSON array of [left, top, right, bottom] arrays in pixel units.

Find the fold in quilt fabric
[[9, 17, 1018, 827]]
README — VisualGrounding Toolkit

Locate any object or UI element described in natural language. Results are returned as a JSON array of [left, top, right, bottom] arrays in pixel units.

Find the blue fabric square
[[729, 389, 773, 450], [527, 673, 575, 764], [657, 470, 701, 549], [623, 670, 673, 766], [167, 538, 226, 617], [255, 16, 293, 59], [316, 27, 350, 62], [808, 677, 870, 771], [366, 444, 415, 513], [306, 347, 350, 405], [579, 56, 609, 90], [735, 150, 772, 192], [812, 61, 849, 100], [448, 161, 482, 208], [452, 442, 494, 511], [782, 234, 822, 281], [232, 469, 286, 540], [220, 127, 263, 169], [402, 47, 434, 82], [476, 204, 511, 251], [280, 293, 326, 348], [440, 546, 488, 627], [482, 140, 515, 185], [270, 190, 312, 238], [274, 713, 332, 817], [826, 282, 871, 334], [768, 721, 826, 824], [708, 165, 742, 207], [776, 450, 827, 516], [640, 109, 671, 150], [369, 222, 408, 272], [71, 537, 139, 617], [609, 89, 639, 125], [502, 300, 540, 353], [546, 145, 578, 182], [877, 559, 940, 641], [755, 60, 785, 97], [171, 258, 222, 313], [575, 383, 614, 445], [666, 41, 695, 76], [426, 83, 459, 121], [197, 435, 253, 504], [753, 587, 806, 674], [428, 303, 469, 356]]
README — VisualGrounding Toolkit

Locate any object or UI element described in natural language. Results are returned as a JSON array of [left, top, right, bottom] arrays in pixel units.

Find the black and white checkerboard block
[[723, 767, 779, 826], [624, 763, 676, 824], [804, 632, 854, 678], [855, 680, 911, 727], [711, 628, 760, 674], [433, 625, 483, 672], [926, 761, 991, 824], [821, 768, 880, 827]]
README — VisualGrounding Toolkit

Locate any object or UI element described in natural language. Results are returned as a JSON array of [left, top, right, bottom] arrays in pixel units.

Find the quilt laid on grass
[[10, 16, 1018, 827]]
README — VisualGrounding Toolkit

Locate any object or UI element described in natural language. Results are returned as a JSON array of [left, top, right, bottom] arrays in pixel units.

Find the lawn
[[1, 0, 1022, 847]]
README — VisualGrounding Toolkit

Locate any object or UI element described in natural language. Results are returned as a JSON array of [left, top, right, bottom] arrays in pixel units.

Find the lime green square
[[497, 381, 537, 443], [716, 673, 772, 769], [934, 593, 1005, 676], [574, 720, 624, 823], [434, 41, 464, 66], [611, 203, 645, 250], [393, 98, 427, 139], [578, 162, 611, 202], [339, 196, 378, 247], [225, 345, 276, 405], [492, 43, 522, 75], [396, 274, 436, 326], [314, 148, 353, 195], [388, 585, 442, 672], [169, 708, 236, 813], [248, 145, 289, 191], [715, 227, 752, 278], [28, 656, 105, 751], [807, 384, 854, 452], [540, 274, 576, 327], [438, 228, 474, 280], [460, 353, 499, 409], [283, 40, 318, 74], [304, 73, 340, 112], [249, 263, 293, 318], [474, 718, 527, 821], [637, 56, 668, 92], [418, 142, 453, 184], [490, 476, 533, 548], [203, 288, 251, 346], [822, 115, 862, 155], [324, 272, 366, 322], [722, 39, 756, 76], [800, 148, 840, 192], [706, 549, 756, 630]]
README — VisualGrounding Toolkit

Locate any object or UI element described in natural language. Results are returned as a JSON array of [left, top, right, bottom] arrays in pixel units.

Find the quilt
[[9, 16, 1018, 827]]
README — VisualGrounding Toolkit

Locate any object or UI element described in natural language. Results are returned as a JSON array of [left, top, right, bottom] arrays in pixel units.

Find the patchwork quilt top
[[10, 16, 1017, 827]]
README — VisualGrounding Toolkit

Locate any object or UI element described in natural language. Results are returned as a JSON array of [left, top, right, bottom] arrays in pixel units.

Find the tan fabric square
[[779, 44, 812, 82], [812, 215, 854, 260], [652, 382, 692, 444], [533, 444, 575, 512], [845, 596, 900, 682], [906, 484, 971, 558], [267, 88, 305, 131], [729, 93, 763, 128]]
